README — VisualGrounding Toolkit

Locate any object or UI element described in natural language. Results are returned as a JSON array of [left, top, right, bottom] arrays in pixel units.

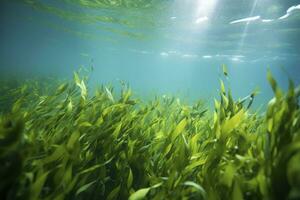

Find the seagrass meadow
[[0, 69, 300, 200], [1, 0, 300, 200]]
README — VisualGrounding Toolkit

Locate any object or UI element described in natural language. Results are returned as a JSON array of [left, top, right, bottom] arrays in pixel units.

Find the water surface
[[1, 0, 300, 107]]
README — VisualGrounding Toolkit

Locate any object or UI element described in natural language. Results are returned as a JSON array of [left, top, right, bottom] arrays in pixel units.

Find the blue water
[[1, 0, 300, 108]]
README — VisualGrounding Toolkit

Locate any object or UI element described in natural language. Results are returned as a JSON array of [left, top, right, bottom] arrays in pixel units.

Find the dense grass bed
[[0, 70, 300, 200]]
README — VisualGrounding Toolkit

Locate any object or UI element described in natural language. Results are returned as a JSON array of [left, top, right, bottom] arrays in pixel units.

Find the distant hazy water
[[0, 0, 300, 109]]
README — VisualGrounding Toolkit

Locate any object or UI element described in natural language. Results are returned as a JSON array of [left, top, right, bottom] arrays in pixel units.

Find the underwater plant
[[0, 69, 299, 200]]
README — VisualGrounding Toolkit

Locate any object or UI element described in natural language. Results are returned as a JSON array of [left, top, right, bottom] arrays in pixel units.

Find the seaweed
[[0, 69, 299, 200]]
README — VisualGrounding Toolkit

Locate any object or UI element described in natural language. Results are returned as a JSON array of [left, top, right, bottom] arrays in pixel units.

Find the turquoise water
[[1, 0, 300, 107]]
